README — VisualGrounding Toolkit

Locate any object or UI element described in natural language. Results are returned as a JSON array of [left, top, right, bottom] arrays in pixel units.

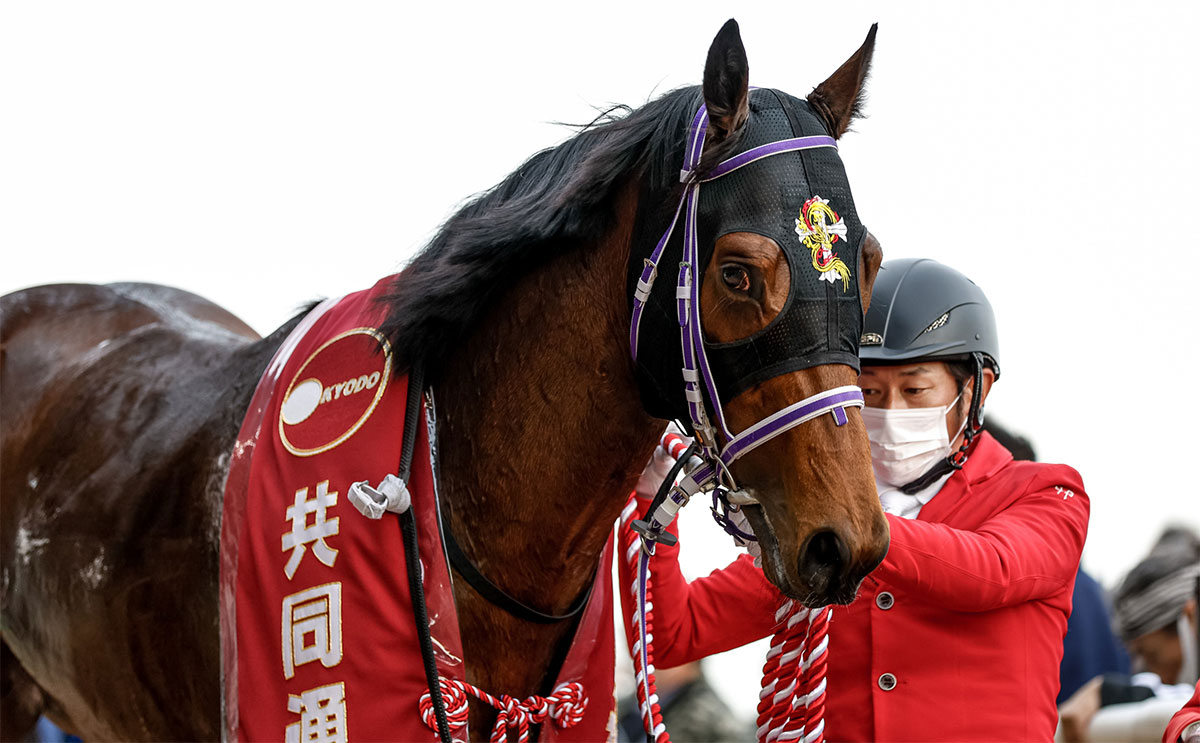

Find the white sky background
[[3, 0, 1198, 722]]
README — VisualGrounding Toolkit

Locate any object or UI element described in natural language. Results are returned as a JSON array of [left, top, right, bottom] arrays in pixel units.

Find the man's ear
[[969, 368, 997, 410]]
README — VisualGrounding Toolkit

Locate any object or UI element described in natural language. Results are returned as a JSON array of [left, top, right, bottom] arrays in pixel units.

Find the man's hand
[[634, 424, 691, 500]]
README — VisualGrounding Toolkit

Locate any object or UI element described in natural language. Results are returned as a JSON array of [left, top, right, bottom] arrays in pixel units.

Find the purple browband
[[703, 135, 836, 181]]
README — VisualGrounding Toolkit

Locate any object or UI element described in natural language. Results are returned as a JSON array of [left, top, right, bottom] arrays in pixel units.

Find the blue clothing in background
[[1058, 567, 1131, 703], [35, 717, 81, 743]]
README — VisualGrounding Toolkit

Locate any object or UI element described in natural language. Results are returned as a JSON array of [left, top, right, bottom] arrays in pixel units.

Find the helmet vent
[[922, 312, 950, 335]]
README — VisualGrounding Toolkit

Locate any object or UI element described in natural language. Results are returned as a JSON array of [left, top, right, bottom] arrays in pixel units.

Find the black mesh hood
[[630, 88, 865, 421]]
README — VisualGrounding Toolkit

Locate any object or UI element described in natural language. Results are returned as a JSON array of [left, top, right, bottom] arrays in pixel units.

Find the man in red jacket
[[626, 258, 1090, 741]]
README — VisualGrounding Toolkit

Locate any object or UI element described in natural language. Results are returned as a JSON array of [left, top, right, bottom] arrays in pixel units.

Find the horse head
[[633, 21, 888, 606]]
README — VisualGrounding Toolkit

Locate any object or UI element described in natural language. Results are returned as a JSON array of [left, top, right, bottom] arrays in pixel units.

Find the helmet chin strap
[[899, 352, 986, 495]]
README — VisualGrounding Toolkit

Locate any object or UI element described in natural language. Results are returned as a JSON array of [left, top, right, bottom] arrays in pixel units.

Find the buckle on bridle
[[710, 488, 759, 543], [629, 518, 679, 548]]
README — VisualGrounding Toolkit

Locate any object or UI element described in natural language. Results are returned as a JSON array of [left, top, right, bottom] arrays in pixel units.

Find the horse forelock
[[375, 86, 716, 380]]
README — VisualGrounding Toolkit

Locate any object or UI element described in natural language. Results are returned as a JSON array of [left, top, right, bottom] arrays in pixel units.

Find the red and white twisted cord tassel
[[659, 432, 693, 467], [756, 600, 830, 743], [418, 677, 587, 743], [620, 497, 670, 743], [624, 429, 692, 742], [621, 429, 831, 743], [757, 601, 807, 740]]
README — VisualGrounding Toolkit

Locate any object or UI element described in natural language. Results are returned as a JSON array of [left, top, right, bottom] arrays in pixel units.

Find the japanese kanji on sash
[[220, 276, 618, 742]]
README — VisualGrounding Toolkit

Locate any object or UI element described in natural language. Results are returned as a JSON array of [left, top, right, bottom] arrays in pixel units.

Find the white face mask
[[860, 394, 966, 489]]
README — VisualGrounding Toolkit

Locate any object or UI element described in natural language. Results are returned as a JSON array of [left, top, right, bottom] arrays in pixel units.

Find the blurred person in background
[[616, 660, 754, 743], [623, 258, 1090, 741], [1115, 529, 1200, 687], [1057, 527, 1199, 742]]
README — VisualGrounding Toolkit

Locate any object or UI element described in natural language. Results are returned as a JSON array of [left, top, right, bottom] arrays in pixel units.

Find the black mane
[[376, 85, 723, 379]]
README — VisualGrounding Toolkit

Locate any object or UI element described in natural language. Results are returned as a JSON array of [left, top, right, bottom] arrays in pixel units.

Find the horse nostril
[[798, 529, 849, 591]]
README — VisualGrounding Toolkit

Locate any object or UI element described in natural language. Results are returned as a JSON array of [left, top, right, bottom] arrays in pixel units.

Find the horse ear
[[807, 24, 878, 139], [858, 232, 883, 314], [703, 19, 750, 140]]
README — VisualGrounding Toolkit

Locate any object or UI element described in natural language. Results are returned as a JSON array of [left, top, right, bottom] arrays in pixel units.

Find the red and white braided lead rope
[[621, 430, 830, 743], [620, 496, 670, 743], [621, 431, 695, 742], [756, 601, 829, 743], [418, 677, 587, 743]]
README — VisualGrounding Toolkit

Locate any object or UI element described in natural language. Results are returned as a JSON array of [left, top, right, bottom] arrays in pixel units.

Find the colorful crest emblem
[[794, 196, 851, 291]]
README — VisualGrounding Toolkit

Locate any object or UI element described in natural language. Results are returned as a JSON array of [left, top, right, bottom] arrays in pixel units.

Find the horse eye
[[722, 265, 750, 292]]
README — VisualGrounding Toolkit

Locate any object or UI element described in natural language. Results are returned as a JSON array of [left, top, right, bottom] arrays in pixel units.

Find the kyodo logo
[[310, 372, 382, 408], [279, 328, 391, 457]]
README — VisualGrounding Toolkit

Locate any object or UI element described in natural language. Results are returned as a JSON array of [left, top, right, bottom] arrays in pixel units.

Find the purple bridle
[[629, 103, 864, 510], [628, 100, 862, 743]]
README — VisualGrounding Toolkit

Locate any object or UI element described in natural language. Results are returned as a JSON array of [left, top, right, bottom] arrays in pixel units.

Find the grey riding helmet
[[859, 258, 1000, 491], [859, 258, 999, 377]]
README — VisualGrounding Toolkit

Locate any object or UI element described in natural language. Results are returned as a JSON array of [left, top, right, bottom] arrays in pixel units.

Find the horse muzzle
[[746, 503, 889, 606]]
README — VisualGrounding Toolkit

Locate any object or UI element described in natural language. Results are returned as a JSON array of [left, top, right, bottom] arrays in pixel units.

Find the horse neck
[[434, 187, 660, 697]]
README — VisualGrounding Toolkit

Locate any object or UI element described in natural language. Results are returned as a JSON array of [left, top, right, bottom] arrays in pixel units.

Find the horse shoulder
[[0, 281, 271, 740]]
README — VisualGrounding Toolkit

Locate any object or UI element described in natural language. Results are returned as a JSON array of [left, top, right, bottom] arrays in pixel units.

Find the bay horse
[[0, 20, 889, 741]]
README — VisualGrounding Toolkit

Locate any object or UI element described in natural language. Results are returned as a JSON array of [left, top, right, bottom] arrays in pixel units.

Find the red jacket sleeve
[[871, 465, 1090, 612], [1163, 682, 1200, 743], [618, 500, 781, 668]]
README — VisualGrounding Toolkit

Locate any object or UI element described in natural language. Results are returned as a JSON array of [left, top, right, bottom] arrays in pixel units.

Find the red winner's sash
[[220, 276, 617, 742]]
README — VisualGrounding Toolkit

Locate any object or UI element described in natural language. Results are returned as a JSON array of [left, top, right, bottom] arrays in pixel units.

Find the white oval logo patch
[[281, 378, 323, 425]]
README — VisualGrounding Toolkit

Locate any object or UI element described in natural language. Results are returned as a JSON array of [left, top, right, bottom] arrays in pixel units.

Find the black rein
[[395, 362, 454, 743]]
